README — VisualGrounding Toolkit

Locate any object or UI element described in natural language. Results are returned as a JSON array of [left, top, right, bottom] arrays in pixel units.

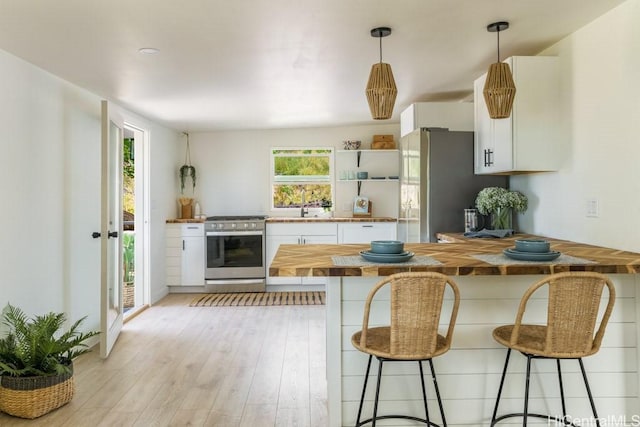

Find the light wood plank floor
[[0, 294, 328, 427]]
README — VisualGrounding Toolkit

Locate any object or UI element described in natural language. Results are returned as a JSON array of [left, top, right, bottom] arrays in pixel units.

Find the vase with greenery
[[475, 187, 528, 230], [0, 304, 99, 418]]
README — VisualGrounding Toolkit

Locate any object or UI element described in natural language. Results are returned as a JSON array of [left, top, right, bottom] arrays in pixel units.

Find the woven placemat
[[332, 255, 442, 267], [472, 253, 596, 265], [189, 291, 325, 307]]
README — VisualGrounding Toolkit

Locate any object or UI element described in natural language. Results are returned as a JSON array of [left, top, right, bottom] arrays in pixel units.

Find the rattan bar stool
[[351, 272, 460, 427], [491, 271, 616, 427]]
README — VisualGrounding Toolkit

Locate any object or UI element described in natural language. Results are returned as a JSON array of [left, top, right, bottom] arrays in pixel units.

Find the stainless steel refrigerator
[[398, 128, 508, 242]]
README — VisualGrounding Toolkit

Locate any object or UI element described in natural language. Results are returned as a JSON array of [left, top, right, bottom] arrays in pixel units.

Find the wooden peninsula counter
[[269, 234, 640, 426]]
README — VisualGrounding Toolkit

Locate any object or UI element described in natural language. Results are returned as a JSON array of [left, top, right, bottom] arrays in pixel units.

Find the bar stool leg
[[556, 359, 567, 422], [428, 359, 447, 427], [491, 348, 512, 426], [578, 358, 601, 427], [418, 361, 431, 426], [371, 358, 385, 427], [355, 355, 374, 427], [523, 355, 533, 427]]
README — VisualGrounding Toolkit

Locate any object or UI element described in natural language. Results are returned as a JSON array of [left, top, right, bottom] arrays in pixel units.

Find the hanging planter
[[179, 132, 196, 195], [178, 133, 196, 219]]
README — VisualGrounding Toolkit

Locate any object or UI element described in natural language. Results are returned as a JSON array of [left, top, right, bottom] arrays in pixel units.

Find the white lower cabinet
[[337, 222, 397, 243], [166, 223, 205, 287], [266, 223, 337, 289]]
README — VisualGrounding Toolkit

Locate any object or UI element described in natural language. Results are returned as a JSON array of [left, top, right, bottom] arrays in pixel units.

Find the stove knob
[[231, 223, 237, 229], [243, 223, 249, 228], [251, 223, 257, 228]]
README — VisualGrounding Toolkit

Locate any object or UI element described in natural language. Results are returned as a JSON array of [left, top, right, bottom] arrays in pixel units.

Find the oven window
[[207, 235, 263, 268]]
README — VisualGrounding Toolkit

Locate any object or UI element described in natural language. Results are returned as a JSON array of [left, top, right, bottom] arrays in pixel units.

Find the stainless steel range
[[204, 216, 266, 293]]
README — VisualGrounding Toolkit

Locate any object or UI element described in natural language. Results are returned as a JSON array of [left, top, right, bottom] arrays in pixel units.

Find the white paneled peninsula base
[[268, 235, 640, 426]]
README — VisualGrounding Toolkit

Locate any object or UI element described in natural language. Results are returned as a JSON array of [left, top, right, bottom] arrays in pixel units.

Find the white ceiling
[[0, 0, 625, 132]]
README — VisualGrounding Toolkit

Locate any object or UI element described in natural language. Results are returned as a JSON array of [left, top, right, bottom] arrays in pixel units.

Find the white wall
[[510, 0, 640, 252], [0, 48, 179, 334], [188, 124, 401, 219]]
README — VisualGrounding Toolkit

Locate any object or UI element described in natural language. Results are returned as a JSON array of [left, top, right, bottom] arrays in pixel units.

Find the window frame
[[270, 147, 335, 215]]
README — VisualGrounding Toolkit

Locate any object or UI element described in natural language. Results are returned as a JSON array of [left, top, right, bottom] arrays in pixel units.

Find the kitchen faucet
[[300, 188, 308, 217]]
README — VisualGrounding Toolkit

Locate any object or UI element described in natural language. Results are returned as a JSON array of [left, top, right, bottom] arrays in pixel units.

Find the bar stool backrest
[[512, 272, 616, 358], [359, 272, 460, 359]]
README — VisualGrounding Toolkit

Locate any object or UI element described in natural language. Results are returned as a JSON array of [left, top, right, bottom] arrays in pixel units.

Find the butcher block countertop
[[265, 216, 397, 223], [269, 233, 640, 277]]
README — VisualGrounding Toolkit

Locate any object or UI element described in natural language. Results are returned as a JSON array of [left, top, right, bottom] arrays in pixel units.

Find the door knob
[[91, 232, 101, 239], [107, 231, 119, 238]]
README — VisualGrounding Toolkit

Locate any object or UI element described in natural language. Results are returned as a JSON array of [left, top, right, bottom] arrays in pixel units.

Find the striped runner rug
[[189, 291, 325, 307]]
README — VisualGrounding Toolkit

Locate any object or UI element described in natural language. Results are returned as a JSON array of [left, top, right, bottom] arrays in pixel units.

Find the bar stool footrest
[[357, 414, 443, 427], [492, 412, 581, 427]]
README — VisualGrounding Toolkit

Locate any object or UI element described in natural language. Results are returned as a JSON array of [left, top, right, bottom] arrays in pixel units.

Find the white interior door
[[100, 100, 124, 358]]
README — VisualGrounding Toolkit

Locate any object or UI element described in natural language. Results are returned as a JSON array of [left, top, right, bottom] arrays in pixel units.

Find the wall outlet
[[586, 198, 599, 217]]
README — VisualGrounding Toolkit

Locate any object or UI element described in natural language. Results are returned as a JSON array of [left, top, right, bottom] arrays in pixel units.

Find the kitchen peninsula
[[269, 234, 640, 426]]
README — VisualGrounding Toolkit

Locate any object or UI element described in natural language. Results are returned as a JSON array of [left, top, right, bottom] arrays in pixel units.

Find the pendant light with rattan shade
[[483, 21, 516, 119], [366, 27, 397, 120]]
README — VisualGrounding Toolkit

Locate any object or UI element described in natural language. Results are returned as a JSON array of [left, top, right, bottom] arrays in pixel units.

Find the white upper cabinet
[[474, 56, 560, 174], [400, 102, 474, 137]]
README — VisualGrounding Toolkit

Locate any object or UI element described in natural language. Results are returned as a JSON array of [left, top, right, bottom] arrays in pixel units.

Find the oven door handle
[[206, 231, 263, 236]]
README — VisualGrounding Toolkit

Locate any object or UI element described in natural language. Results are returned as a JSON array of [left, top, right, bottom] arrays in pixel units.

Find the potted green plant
[[122, 233, 135, 309], [179, 132, 196, 219], [475, 187, 528, 230], [0, 304, 99, 419]]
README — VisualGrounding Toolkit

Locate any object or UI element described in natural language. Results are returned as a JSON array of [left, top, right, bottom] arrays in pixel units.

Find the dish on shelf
[[360, 250, 415, 263], [388, 176, 399, 179], [343, 140, 361, 150], [370, 176, 386, 180], [503, 248, 561, 261]]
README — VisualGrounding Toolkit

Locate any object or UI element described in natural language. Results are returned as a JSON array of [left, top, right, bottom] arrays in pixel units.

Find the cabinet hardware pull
[[91, 232, 101, 238], [362, 225, 373, 228], [183, 240, 185, 250], [487, 149, 494, 166], [107, 231, 118, 238]]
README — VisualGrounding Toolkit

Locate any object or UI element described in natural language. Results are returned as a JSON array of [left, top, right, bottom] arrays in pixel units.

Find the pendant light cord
[[496, 28, 501, 62], [379, 31, 383, 63]]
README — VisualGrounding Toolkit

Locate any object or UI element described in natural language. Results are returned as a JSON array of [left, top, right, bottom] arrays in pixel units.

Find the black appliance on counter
[[204, 216, 266, 293]]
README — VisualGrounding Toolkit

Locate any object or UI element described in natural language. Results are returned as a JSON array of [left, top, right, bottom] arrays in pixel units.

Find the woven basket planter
[[0, 365, 74, 419]]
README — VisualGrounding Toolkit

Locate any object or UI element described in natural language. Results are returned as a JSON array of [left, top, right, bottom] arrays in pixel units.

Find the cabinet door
[[301, 234, 337, 285], [182, 236, 204, 286], [474, 74, 497, 174], [338, 223, 397, 243], [266, 235, 301, 285], [474, 56, 559, 174]]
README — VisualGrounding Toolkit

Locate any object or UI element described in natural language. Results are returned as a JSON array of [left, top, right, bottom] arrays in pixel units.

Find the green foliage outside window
[[272, 149, 333, 209], [123, 138, 135, 215]]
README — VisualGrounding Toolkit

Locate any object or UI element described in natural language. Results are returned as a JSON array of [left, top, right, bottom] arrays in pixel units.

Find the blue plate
[[503, 248, 561, 261], [360, 250, 415, 263]]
